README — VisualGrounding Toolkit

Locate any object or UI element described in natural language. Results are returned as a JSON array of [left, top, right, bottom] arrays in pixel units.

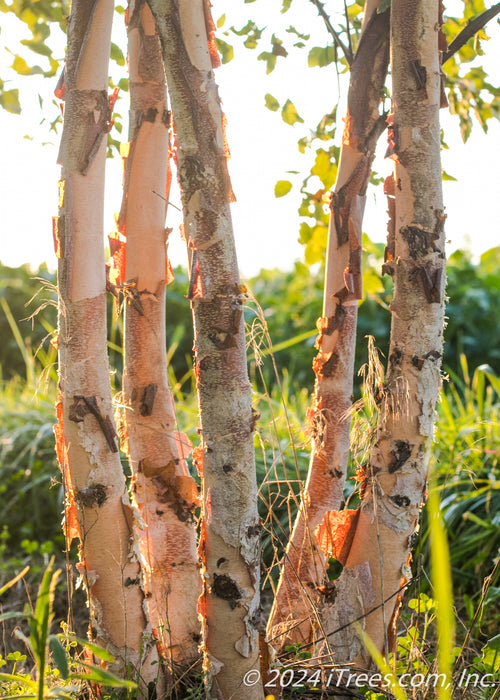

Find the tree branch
[[309, 0, 354, 66], [443, 2, 500, 64]]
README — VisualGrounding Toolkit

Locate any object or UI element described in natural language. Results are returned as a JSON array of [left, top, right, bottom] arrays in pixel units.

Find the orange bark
[[148, 1, 263, 697], [118, 0, 201, 670], [267, 0, 390, 651], [55, 0, 149, 681]]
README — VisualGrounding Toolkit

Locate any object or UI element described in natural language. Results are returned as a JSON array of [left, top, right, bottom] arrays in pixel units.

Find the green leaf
[[11, 55, 43, 76], [479, 246, 500, 277], [70, 663, 137, 689], [49, 636, 68, 680], [299, 222, 312, 244], [281, 0, 292, 11], [326, 557, 343, 581], [271, 35, 288, 57], [442, 169, 457, 181], [231, 20, 254, 36], [308, 45, 335, 68], [0, 611, 28, 623], [281, 99, 304, 126], [286, 26, 310, 41], [362, 232, 385, 257], [0, 672, 37, 689], [363, 269, 385, 298], [304, 225, 328, 265], [67, 635, 116, 662], [274, 180, 292, 197], [311, 148, 336, 188], [264, 93, 280, 111], [20, 39, 52, 58], [482, 635, 500, 673], [216, 14, 225, 28], [110, 42, 125, 67], [485, 633, 500, 650], [215, 38, 233, 64], [257, 51, 276, 74]]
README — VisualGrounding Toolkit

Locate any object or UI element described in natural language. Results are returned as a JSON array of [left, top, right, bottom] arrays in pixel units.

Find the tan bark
[[322, 0, 446, 665], [117, 0, 201, 670], [54, 0, 148, 678], [267, 0, 390, 651], [147, 1, 263, 698]]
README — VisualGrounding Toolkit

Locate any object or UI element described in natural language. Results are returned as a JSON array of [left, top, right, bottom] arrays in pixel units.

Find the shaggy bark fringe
[[267, 0, 390, 653], [148, 1, 264, 697], [117, 0, 201, 674], [54, 0, 152, 683]]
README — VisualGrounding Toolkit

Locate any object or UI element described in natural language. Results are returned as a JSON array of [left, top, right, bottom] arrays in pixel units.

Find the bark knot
[[212, 574, 242, 609], [75, 483, 107, 508]]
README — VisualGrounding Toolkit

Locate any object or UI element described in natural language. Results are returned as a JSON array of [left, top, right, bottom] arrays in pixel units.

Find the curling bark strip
[[330, 0, 446, 665], [118, 0, 200, 668], [147, 1, 263, 698], [54, 0, 147, 675], [267, 0, 390, 650]]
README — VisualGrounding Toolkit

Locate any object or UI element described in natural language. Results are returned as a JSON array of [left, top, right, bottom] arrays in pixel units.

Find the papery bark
[[117, 0, 200, 671], [54, 0, 148, 679], [267, 0, 390, 651], [147, 1, 263, 698], [324, 0, 446, 665]]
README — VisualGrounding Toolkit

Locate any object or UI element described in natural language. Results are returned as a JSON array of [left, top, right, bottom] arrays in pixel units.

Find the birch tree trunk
[[318, 0, 446, 665], [267, 0, 389, 651], [53, 0, 148, 677], [147, 1, 263, 698], [116, 0, 201, 671]]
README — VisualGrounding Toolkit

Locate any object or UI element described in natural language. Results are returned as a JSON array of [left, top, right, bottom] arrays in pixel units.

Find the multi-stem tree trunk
[[267, 0, 389, 651], [116, 0, 201, 671], [53, 0, 148, 677], [317, 0, 446, 665], [147, 1, 263, 698]]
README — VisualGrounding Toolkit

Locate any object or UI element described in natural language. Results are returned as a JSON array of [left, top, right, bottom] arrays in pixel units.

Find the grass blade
[[428, 482, 455, 700], [49, 636, 69, 680], [0, 566, 30, 596]]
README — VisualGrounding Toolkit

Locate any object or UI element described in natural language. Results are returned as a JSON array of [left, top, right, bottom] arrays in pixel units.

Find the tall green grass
[[1, 278, 500, 697]]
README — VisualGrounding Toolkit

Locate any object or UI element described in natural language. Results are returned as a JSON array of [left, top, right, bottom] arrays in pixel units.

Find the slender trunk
[[322, 0, 446, 665], [147, 1, 263, 698], [267, 0, 389, 651], [117, 0, 201, 670], [54, 0, 146, 676]]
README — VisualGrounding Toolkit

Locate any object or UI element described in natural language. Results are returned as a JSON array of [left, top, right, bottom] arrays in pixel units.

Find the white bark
[[118, 0, 201, 670], [147, 1, 263, 697], [55, 0, 149, 680]]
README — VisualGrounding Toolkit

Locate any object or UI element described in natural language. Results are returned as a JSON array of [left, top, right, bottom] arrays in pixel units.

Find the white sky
[[0, 0, 499, 279]]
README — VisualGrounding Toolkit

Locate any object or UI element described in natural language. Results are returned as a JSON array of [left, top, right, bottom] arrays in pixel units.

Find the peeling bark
[[332, 0, 446, 664], [55, 0, 147, 679], [267, 0, 390, 651], [117, 0, 201, 672], [147, 1, 263, 698]]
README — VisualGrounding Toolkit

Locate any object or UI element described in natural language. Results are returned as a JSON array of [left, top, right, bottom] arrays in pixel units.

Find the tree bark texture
[[53, 0, 148, 677], [318, 0, 446, 666], [147, 1, 263, 698], [267, 0, 390, 652], [117, 0, 201, 670]]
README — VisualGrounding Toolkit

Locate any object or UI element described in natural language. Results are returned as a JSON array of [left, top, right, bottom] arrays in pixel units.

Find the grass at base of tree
[[1, 274, 499, 697]]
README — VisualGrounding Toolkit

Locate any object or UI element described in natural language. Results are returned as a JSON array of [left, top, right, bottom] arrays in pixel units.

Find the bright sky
[[0, 1, 499, 279]]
